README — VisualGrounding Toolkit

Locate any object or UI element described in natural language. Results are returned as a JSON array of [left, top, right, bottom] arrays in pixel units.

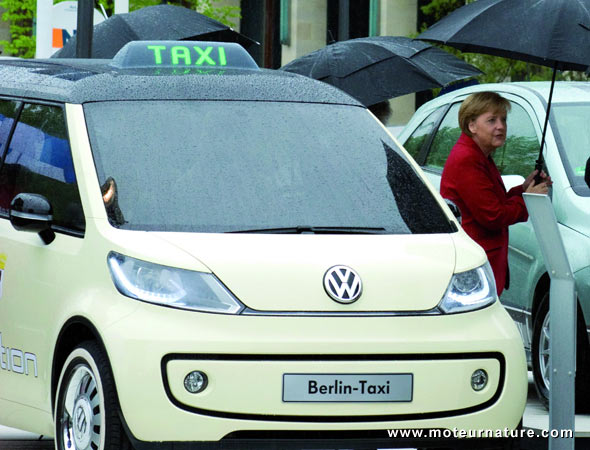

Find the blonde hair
[[458, 91, 511, 136]]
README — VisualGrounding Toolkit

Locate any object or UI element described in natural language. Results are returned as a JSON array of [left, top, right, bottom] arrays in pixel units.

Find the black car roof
[[0, 58, 362, 106]]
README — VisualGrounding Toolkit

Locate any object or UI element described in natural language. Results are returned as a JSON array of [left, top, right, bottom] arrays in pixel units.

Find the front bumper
[[163, 353, 502, 420], [104, 301, 527, 444]]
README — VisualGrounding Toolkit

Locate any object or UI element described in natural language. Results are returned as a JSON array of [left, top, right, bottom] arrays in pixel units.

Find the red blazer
[[440, 133, 528, 295]]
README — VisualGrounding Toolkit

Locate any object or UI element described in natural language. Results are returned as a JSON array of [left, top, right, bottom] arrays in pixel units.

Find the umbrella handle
[[533, 160, 544, 184], [534, 63, 557, 183]]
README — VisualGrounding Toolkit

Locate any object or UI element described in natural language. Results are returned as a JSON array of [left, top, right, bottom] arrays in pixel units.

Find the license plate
[[282, 373, 413, 402]]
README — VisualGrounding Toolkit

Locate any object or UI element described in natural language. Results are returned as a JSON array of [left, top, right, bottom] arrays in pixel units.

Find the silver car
[[398, 81, 590, 411]]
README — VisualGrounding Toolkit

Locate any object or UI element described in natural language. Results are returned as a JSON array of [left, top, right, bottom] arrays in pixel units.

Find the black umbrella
[[418, 0, 590, 172], [279, 36, 482, 107], [52, 4, 257, 59]]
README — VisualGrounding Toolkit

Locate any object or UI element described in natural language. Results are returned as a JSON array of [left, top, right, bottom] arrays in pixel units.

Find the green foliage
[[0, 0, 35, 57], [420, 0, 466, 22], [125, 0, 239, 26], [427, 125, 460, 168], [0, 0, 240, 58], [95, 0, 241, 25], [191, 0, 241, 26], [419, 0, 589, 84], [408, 124, 539, 178], [404, 134, 428, 160], [493, 135, 539, 177]]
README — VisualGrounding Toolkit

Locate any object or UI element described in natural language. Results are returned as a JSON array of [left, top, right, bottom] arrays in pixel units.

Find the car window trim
[[0, 99, 23, 173], [418, 91, 543, 170], [0, 97, 72, 167], [419, 101, 463, 170], [488, 90, 579, 192], [491, 90, 543, 139], [0, 98, 86, 237], [416, 102, 453, 166], [541, 100, 590, 197]]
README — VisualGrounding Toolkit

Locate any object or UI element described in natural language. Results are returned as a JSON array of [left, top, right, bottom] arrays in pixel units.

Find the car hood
[[152, 233, 456, 312]]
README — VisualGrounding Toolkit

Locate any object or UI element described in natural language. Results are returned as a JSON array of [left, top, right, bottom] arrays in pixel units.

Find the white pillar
[[523, 193, 576, 450], [114, 0, 129, 14], [281, 0, 327, 66], [379, 0, 418, 126], [35, 0, 53, 58]]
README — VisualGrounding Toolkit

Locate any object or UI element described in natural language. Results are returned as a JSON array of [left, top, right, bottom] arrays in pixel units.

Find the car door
[[420, 101, 462, 189], [491, 95, 544, 351], [402, 91, 543, 348], [0, 100, 85, 417]]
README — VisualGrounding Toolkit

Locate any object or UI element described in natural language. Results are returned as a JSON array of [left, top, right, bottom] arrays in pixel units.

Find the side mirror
[[585, 156, 590, 189], [444, 198, 462, 224], [10, 193, 56, 245]]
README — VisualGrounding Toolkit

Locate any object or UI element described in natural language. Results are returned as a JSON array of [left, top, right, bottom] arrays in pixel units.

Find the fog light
[[471, 369, 488, 391], [184, 371, 208, 394]]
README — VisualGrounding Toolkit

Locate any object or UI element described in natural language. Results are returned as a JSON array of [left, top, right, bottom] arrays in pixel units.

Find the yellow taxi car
[[0, 41, 526, 450]]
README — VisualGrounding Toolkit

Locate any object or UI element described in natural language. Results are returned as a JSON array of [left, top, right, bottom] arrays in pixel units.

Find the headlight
[[438, 262, 497, 314], [107, 252, 244, 314]]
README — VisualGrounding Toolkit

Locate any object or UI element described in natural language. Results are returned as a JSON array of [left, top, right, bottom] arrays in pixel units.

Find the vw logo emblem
[[323, 265, 362, 304]]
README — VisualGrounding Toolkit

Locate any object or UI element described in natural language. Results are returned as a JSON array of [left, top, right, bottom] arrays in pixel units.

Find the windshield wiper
[[227, 226, 387, 234]]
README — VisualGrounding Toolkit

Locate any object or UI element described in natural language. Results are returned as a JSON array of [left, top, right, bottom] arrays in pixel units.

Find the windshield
[[84, 100, 453, 234], [552, 103, 590, 196]]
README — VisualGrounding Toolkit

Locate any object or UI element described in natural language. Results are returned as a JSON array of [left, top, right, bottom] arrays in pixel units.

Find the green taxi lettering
[[194, 46, 215, 66], [147, 45, 166, 65], [218, 47, 227, 66], [146, 44, 228, 67], [172, 46, 192, 65]]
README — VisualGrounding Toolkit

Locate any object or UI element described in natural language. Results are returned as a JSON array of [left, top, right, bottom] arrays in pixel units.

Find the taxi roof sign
[[111, 41, 259, 70]]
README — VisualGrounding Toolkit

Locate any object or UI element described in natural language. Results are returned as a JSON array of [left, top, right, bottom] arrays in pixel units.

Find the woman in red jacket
[[440, 91, 551, 295]]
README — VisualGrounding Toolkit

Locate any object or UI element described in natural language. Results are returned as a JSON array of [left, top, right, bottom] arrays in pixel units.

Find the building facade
[[237, 0, 419, 126]]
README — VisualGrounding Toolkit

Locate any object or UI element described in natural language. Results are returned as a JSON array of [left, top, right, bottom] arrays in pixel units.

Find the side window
[[492, 102, 539, 177], [0, 103, 85, 233], [0, 99, 21, 157], [425, 102, 462, 170], [403, 106, 445, 161]]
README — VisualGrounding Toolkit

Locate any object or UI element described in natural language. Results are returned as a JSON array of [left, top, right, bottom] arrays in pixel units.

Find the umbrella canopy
[[418, 0, 590, 170], [52, 4, 257, 59], [418, 0, 590, 72], [279, 36, 481, 107]]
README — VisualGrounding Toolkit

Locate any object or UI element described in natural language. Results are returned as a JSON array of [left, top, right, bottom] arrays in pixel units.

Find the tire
[[54, 341, 132, 450], [531, 292, 590, 413]]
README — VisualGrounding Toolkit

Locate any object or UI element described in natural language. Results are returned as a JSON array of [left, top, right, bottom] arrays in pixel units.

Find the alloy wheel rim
[[538, 312, 551, 392], [59, 365, 102, 450]]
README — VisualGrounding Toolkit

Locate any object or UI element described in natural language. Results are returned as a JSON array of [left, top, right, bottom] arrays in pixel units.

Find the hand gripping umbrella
[[279, 36, 481, 107], [52, 4, 257, 59], [418, 0, 590, 172]]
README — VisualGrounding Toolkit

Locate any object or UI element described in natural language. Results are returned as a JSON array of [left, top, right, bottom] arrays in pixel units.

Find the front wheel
[[54, 341, 132, 450], [531, 293, 590, 413]]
